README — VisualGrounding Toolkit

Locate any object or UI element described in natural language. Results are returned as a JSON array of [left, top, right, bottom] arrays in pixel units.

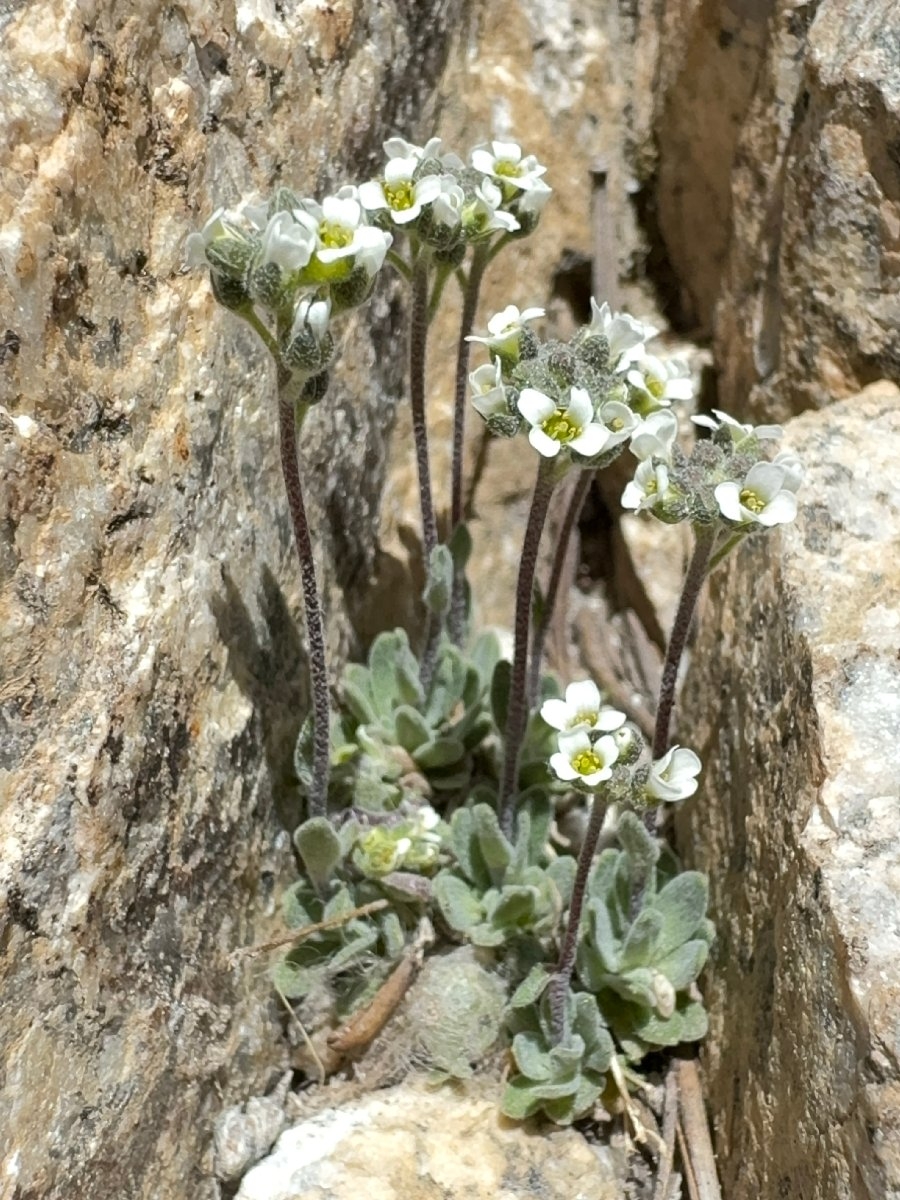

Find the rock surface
[[677, 384, 900, 1200], [0, 2, 464, 1196], [644, 0, 900, 417], [236, 1081, 625, 1200]]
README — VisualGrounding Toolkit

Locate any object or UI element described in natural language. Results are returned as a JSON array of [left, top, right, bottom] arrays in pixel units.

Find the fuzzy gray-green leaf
[[394, 705, 432, 754], [414, 736, 465, 770], [655, 938, 710, 990], [294, 817, 342, 889], [620, 907, 664, 970], [433, 871, 484, 932], [472, 803, 512, 876], [653, 871, 709, 956]]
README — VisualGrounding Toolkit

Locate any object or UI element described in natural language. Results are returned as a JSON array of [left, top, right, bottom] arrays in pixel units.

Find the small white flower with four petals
[[550, 730, 620, 788], [646, 746, 702, 802], [359, 157, 443, 225], [541, 680, 625, 734], [517, 386, 610, 459], [621, 459, 672, 512], [466, 305, 544, 357], [471, 140, 548, 192], [714, 462, 798, 527]]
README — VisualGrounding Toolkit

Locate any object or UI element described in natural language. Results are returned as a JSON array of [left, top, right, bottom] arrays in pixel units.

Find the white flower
[[692, 409, 782, 443], [466, 304, 544, 357], [293, 193, 369, 264], [588, 299, 656, 371], [518, 386, 610, 459], [627, 354, 693, 408], [351, 224, 393, 277], [185, 206, 260, 269], [629, 410, 679, 462], [550, 730, 619, 788], [290, 295, 331, 344], [622, 459, 671, 512], [462, 179, 520, 237], [383, 135, 463, 169], [258, 210, 316, 272], [773, 450, 804, 492], [714, 462, 798, 527], [646, 746, 701, 802], [469, 359, 507, 420], [599, 399, 641, 449], [359, 157, 443, 225], [471, 140, 547, 192], [432, 176, 466, 228], [515, 178, 553, 216], [541, 680, 626, 734]]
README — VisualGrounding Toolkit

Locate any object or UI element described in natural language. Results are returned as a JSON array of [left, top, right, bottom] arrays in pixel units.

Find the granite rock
[[0, 1, 464, 1195], [677, 384, 900, 1200], [236, 1080, 625, 1200]]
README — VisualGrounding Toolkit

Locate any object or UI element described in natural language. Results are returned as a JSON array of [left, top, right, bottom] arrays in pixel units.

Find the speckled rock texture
[[644, 0, 900, 418], [0, 1, 465, 1196], [676, 384, 900, 1200], [235, 1081, 625, 1200]]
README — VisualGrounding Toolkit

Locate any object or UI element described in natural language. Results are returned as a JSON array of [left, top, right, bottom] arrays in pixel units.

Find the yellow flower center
[[494, 158, 523, 179], [318, 220, 353, 250], [739, 488, 765, 514], [384, 180, 416, 211], [646, 375, 665, 400], [568, 709, 598, 729], [572, 749, 604, 776], [542, 410, 581, 443], [645, 476, 659, 496]]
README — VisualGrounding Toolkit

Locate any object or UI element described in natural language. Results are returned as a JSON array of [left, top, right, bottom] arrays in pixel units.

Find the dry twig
[[229, 899, 389, 962], [676, 1058, 722, 1200]]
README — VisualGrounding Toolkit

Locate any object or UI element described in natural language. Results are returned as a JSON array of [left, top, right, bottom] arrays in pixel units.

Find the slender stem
[[652, 524, 717, 760], [427, 262, 453, 323], [499, 459, 560, 835], [409, 258, 441, 688], [277, 380, 330, 817], [450, 243, 490, 533], [549, 790, 608, 1042], [447, 244, 491, 645], [386, 249, 412, 281], [410, 259, 437, 560], [527, 468, 594, 705], [708, 529, 744, 573]]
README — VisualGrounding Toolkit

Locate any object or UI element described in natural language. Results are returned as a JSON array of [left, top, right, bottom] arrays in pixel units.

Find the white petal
[[492, 140, 522, 161], [758, 492, 798, 526], [557, 729, 592, 756], [550, 752, 578, 781], [384, 157, 416, 183], [517, 388, 556, 425], [358, 181, 387, 210], [414, 176, 443, 204], [570, 423, 609, 458], [528, 427, 561, 457], [540, 698, 571, 730], [596, 707, 626, 732], [565, 680, 601, 713], [565, 387, 593, 426], [744, 461, 786, 500], [471, 148, 496, 174], [664, 377, 694, 402], [714, 481, 744, 522]]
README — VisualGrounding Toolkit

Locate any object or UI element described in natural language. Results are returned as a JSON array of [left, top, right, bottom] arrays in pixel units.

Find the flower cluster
[[358, 136, 551, 263], [351, 805, 445, 878], [540, 680, 701, 804], [468, 296, 693, 468], [621, 398, 804, 531], [186, 133, 551, 400]]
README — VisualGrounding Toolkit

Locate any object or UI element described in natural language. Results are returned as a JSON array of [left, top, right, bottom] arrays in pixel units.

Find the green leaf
[[369, 631, 406, 709], [394, 706, 432, 754], [271, 957, 322, 1000], [620, 907, 664, 970], [448, 521, 472, 570], [547, 855, 576, 907], [655, 939, 710, 990], [294, 817, 342, 889], [423, 544, 454, 617], [473, 803, 512, 877], [501, 1076, 546, 1121], [470, 630, 501, 687], [341, 678, 377, 725], [510, 965, 550, 1008], [510, 1031, 553, 1081], [414, 736, 465, 770], [653, 871, 710, 956], [634, 997, 709, 1047], [489, 885, 537, 929], [433, 871, 484, 932], [490, 658, 512, 729]]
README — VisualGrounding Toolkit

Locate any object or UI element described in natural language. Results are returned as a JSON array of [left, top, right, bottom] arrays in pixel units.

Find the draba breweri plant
[[188, 135, 803, 1122]]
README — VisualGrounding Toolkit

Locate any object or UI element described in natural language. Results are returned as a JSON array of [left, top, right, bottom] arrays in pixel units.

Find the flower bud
[[301, 371, 330, 403], [210, 271, 251, 312]]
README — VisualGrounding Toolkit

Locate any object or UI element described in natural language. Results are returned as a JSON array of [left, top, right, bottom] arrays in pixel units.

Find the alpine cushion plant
[[188, 129, 805, 1128]]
